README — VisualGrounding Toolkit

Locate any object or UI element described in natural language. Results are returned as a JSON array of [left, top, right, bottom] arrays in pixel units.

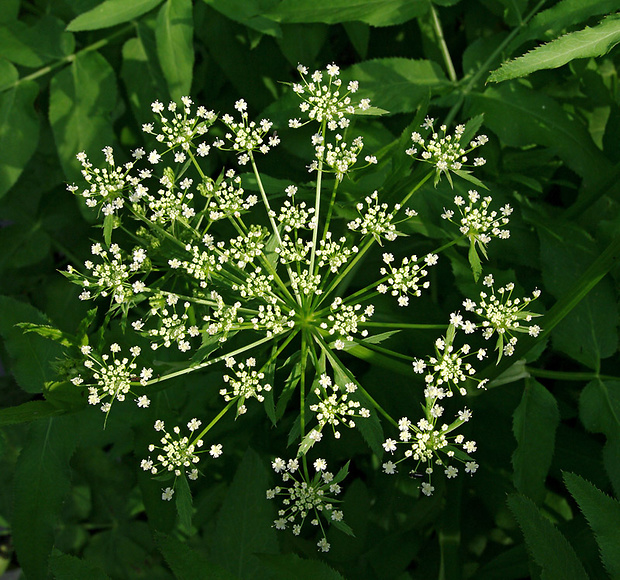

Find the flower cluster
[[347, 191, 400, 243], [289, 64, 370, 130], [71, 344, 152, 413], [219, 99, 280, 164], [382, 409, 478, 496], [412, 329, 489, 396], [463, 274, 542, 359], [267, 457, 350, 552], [406, 117, 488, 185], [220, 357, 272, 416], [308, 374, 370, 439], [140, 418, 223, 500], [377, 252, 438, 306], [442, 190, 512, 250], [65, 243, 149, 305]]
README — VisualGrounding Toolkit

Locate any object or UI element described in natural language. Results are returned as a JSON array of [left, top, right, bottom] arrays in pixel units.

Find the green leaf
[[13, 416, 79, 580], [17, 322, 76, 348], [267, 0, 429, 26], [121, 32, 168, 127], [517, 0, 620, 43], [49, 51, 117, 182], [67, 0, 165, 31], [211, 448, 277, 579], [512, 379, 560, 503], [0, 400, 65, 426], [0, 80, 39, 198], [0, 296, 65, 393], [343, 58, 449, 114], [155, 532, 239, 580], [538, 224, 618, 369], [0, 16, 74, 68], [466, 83, 610, 183], [507, 494, 589, 580], [467, 242, 482, 282], [203, 0, 282, 37], [258, 553, 346, 580], [489, 14, 620, 83], [49, 551, 111, 580], [156, 0, 194, 102], [580, 380, 620, 497], [0, 57, 18, 91], [563, 472, 620, 579], [175, 474, 194, 531]]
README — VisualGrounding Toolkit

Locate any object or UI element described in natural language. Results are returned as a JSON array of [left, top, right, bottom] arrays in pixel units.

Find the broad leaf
[[49, 551, 111, 580], [49, 51, 117, 182], [258, 553, 346, 579], [580, 380, 620, 497], [0, 57, 18, 91], [343, 58, 449, 114], [490, 14, 620, 82], [563, 472, 620, 579], [0, 400, 64, 426], [0, 80, 39, 198], [175, 474, 194, 531], [156, 0, 194, 101], [203, 0, 282, 37], [0, 295, 64, 393], [13, 417, 79, 580], [466, 83, 610, 183], [156, 532, 238, 580], [507, 494, 589, 580], [67, 0, 165, 31], [512, 379, 559, 503], [267, 0, 429, 26], [211, 448, 277, 579]]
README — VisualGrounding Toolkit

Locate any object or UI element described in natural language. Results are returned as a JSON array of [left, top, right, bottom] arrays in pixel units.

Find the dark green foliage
[[1, 1, 619, 578]]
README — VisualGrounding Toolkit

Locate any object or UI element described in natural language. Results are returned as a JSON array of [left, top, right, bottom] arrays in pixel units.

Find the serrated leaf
[[67, 0, 165, 31], [155, 532, 238, 580], [466, 83, 610, 182], [539, 225, 618, 369], [342, 58, 449, 114], [175, 474, 193, 531], [258, 553, 346, 580], [467, 242, 482, 282], [204, 0, 282, 37], [580, 380, 620, 497], [0, 400, 64, 426], [267, 0, 428, 26], [18, 322, 75, 348], [0, 57, 18, 91], [49, 551, 111, 580], [156, 0, 194, 102], [516, 0, 620, 44], [49, 51, 117, 182], [507, 494, 589, 580], [563, 472, 620, 579], [13, 417, 79, 580], [211, 448, 277, 579], [0, 295, 65, 393], [490, 14, 620, 83], [0, 80, 39, 198], [512, 380, 560, 503]]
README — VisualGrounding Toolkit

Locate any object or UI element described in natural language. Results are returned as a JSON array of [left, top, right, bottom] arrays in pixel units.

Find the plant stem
[[430, 5, 457, 83], [526, 368, 620, 382], [193, 399, 236, 444], [144, 335, 275, 387], [5, 24, 135, 92]]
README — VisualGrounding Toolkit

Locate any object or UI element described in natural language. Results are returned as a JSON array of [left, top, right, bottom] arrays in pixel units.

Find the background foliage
[[1, 0, 620, 578]]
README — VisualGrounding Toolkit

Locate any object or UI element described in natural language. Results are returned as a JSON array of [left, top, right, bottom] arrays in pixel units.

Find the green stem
[[300, 330, 309, 440], [526, 368, 620, 382], [443, 0, 548, 127], [430, 5, 457, 83], [321, 179, 340, 244], [309, 121, 327, 276], [360, 322, 447, 330], [143, 335, 275, 388], [313, 332, 397, 428], [193, 399, 236, 444], [5, 24, 135, 92]]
